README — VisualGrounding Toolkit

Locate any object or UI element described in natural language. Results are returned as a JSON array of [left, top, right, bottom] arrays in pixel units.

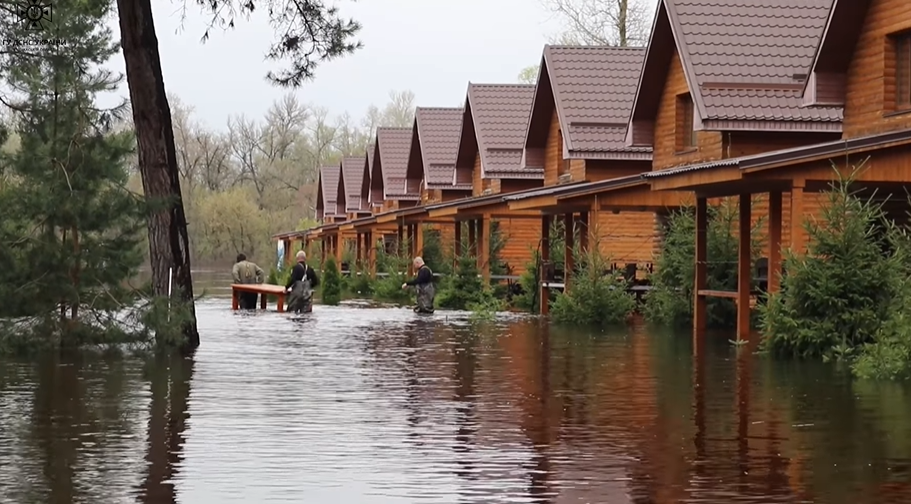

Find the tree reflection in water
[[136, 352, 195, 504]]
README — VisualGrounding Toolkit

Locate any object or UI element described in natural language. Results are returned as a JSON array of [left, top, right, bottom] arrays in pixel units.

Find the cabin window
[[895, 33, 911, 110], [676, 93, 696, 151]]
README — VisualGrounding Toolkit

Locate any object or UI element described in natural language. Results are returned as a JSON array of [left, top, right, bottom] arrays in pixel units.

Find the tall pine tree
[[0, 0, 151, 350]]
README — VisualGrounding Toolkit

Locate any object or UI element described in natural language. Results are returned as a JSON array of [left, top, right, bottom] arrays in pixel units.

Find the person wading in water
[[401, 256, 435, 314], [285, 250, 320, 313], [232, 253, 265, 309]]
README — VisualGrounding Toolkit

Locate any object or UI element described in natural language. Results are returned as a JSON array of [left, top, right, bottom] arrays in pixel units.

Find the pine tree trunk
[[116, 0, 199, 349]]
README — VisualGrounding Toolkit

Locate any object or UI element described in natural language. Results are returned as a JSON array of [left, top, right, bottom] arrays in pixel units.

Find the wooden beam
[[540, 215, 551, 316], [508, 195, 559, 211], [595, 188, 690, 209], [768, 191, 782, 294], [468, 218, 477, 256], [697, 289, 737, 299], [564, 213, 574, 291], [454, 221, 462, 270], [579, 211, 589, 253], [790, 179, 806, 255], [479, 216, 490, 282], [368, 231, 377, 275], [427, 206, 459, 219], [737, 194, 752, 340], [648, 165, 743, 192], [416, 222, 425, 258], [694, 197, 708, 335]]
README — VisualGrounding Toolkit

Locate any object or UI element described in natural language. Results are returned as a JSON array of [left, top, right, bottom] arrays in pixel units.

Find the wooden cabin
[[642, 0, 911, 339], [312, 165, 346, 265], [502, 45, 661, 281], [396, 107, 473, 264], [428, 83, 546, 277], [335, 155, 370, 267]]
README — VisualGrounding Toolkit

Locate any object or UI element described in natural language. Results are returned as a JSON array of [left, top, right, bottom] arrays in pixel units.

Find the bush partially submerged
[[437, 255, 500, 311], [760, 168, 911, 378], [644, 200, 763, 329], [320, 257, 342, 305], [550, 249, 636, 326]]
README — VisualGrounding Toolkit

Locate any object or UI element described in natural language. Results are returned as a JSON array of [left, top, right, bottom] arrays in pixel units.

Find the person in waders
[[285, 250, 320, 313], [402, 256, 435, 314], [232, 253, 265, 309]]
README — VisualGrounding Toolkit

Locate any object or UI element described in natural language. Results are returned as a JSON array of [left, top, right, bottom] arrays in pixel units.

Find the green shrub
[[372, 243, 412, 304], [266, 266, 292, 302], [437, 255, 498, 310], [550, 249, 636, 326], [321, 257, 342, 305], [346, 267, 374, 297], [644, 199, 764, 329], [760, 170, 905, 362]]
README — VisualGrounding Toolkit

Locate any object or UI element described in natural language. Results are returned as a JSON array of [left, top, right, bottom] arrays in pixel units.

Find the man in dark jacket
[[285, 250, 320, 313], [401, 256, 434, 313]]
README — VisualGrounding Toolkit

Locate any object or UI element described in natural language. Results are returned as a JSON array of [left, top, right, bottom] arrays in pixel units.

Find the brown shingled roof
[[629, 0, 842, 137], [373, 127, 413, 199], [455, 83, 544, 183], [316, 165, 340, 219], [338, 156, 367, 213], [405, 107, 465, 191], [524, 45, 651, 164]]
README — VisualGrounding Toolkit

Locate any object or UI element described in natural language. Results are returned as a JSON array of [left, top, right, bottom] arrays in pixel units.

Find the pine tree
[[321, 257, 342, 305], [0, 0, 148, 349]]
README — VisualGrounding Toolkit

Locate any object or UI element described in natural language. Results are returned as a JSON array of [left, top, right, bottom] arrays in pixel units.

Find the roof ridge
[[545, 44, 646, 51]]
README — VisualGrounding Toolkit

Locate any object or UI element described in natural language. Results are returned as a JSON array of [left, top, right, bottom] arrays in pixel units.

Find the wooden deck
[[231, 284, 288, 313]]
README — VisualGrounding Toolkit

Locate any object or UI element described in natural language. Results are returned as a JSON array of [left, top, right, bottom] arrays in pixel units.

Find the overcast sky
[[102, 0, 563, 131]]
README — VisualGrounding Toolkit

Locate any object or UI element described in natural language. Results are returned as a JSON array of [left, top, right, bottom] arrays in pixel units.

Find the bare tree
[[227, 115, 269, 208], [517, 66, 539, 84], [542, 0, 654, 47]]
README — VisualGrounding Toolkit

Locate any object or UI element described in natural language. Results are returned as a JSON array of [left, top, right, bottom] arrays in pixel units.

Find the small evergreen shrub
[[550, 249, 636, 326], [644, 200, 763, 329], [372, 243, 412, 304], [321, 257, 342, 305], [347, 267, 374, 297], [760, 171, 904, 362], [437, 255, 498, 310]]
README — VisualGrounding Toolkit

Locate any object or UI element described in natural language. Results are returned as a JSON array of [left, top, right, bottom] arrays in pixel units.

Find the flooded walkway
[[1, 299, 911, 503]]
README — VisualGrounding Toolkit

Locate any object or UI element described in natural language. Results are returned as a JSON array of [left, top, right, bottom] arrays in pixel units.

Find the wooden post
[[790, 179, 806, 255], [737, 194, 752, 340], [368, 231, 376, 275], [415, 222, 424, 258], [335, 235, 342, 267], [397, 220, 405, 256], [768, 191, 782, 294], [283, 239, 292, 266], [479, 215, 490, 282], [406, 223, 415, 275], [320, 238, 326, 268], [579, 211, 589, 253], [454, 221, 462, 267], [355, 232, 362, 268], [564, 213, 574, 291], [540, 215, 551, 315], [694, 197, 708, 334], [468, 218, 477, 256]]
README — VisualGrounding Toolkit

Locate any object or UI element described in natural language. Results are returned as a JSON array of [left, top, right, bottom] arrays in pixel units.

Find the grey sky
[[102, 0, 563, 131]]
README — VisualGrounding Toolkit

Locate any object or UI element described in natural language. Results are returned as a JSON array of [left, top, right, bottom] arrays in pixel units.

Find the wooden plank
[[694, 197, 708, 332], [508, 195, 559, 211], [648, 165, 743, 192], [697, 289, 738, 299], [768, 190, 782, 293]]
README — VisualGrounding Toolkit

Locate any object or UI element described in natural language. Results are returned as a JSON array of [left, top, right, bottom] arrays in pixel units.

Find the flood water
[[1, 271, 911, 503]]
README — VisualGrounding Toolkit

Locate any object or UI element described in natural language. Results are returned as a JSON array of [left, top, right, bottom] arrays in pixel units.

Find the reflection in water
[[1, 300, 911, 503], [136, 353, 195, 504]]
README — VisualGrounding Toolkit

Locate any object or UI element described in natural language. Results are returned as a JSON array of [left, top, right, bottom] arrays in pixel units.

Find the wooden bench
[[231, 284, 288, 313]]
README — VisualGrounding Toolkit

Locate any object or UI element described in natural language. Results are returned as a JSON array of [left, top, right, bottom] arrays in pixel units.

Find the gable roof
[[361, 145, 377, 207], [405, 107, 472, 191], [455, 83, 543, 183], [316, 165, 340, 218], [373, 127, 415, 199], [338, 156, 367, 213], [524, 45, 652, 163], [802, 0, 873, 105], [629, 0, 842, 138]]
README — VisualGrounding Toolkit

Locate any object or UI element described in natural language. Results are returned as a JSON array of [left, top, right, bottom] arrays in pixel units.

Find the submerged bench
[[231, 283, 287, 313]]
